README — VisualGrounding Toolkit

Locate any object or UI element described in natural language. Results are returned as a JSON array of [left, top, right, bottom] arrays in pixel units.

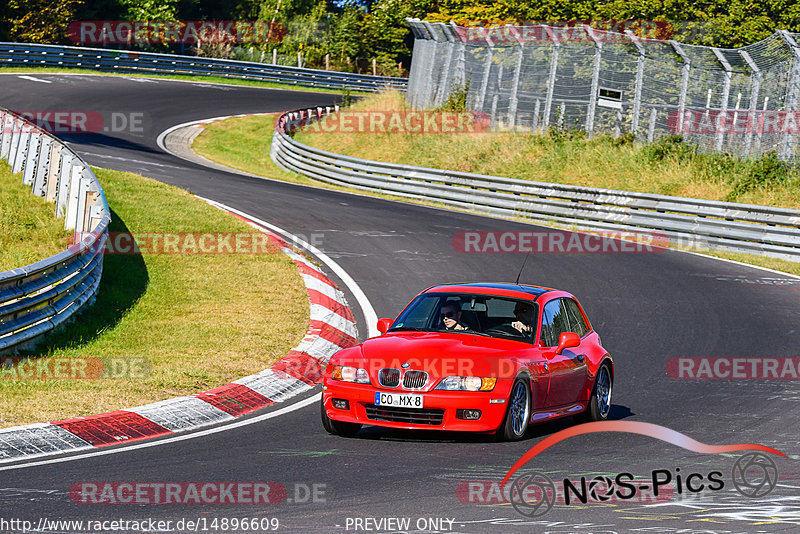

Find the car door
[[540, 298, 588, 407]]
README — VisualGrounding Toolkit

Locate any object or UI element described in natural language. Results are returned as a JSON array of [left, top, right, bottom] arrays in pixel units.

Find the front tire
[[581, 363, 613, 422], [321, 398, 361, 437], [497, 378, 531, 441]]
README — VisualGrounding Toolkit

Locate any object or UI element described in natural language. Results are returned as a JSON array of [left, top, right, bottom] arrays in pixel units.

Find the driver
[[511, 302, 535, 336], [440, 302, 467, 331]]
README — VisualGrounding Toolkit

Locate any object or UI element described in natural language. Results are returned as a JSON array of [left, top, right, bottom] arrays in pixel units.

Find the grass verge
[[0, 161, 72, 271], [0, 66, 367, 95], [191, 94, 800, 277], [0, 167, 308, 428]]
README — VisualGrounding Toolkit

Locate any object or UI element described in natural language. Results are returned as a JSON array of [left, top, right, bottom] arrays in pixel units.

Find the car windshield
[[389, 292, 538, 342]]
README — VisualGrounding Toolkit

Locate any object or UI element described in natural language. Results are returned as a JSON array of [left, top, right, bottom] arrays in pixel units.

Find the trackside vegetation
[[0, 168, 308, 427], [191, 91, 800, 276]]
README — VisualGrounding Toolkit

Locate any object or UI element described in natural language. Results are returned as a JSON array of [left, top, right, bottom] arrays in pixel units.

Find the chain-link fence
[[406, 19, 800, 162]]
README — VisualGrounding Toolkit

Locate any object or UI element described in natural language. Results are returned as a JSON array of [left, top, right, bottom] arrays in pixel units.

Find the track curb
[[0, 208, 357, 463]]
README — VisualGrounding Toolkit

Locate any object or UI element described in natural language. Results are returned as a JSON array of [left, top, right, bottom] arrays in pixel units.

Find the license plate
[[374, 391, 424, 409]]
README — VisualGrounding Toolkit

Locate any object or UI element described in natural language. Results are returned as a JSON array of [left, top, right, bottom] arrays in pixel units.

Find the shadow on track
[[17, 208, 149, 354], [343, 404, 636, 444]]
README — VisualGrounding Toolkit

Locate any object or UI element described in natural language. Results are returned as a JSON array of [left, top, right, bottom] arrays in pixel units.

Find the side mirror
[[377, 318, 393, 334], [555, 332, 580, 355]]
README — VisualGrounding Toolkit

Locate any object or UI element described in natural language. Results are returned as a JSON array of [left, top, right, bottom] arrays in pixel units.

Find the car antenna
[[515, 252, 531, 285]]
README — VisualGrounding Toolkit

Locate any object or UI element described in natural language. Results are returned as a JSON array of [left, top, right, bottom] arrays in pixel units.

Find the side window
[[564, 298, 589, 337], [541, 299, 575, 346]]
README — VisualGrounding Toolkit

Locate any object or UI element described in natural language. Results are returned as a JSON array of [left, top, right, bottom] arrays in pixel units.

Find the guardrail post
[[778, 31, 800, 161], [32, 135, 52, 196], [543, 26, 560, 128], [55, 153, 73, 218], [45, 143, 61, 202], [712, 48, 733, 153], [65, 165, 82, 231], [22, 131, 41, 185], [507, 25, 525, 128], [626, 30, 645, 135], [584, 25, 603, 137], [739, 49, 762, 157], [10, 121, 28, 174], [0, 112, 11, 159], [671, 41, 691, 135]]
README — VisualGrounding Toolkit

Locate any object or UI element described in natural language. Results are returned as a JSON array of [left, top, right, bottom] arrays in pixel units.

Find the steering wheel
[[483, 324, 522, 336]]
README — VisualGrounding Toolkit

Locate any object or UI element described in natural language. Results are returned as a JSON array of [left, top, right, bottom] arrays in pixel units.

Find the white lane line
[[0, 393, 321, 472], [198, 196, 379, 338], [80, 152, 186, 170], [17, 75, 52, 84]]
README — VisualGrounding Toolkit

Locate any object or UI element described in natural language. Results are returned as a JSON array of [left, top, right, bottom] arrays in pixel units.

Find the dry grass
[[0, 168, 308, 427]]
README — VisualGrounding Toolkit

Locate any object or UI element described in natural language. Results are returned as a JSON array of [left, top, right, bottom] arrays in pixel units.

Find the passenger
[[440, 302, 467, 331]]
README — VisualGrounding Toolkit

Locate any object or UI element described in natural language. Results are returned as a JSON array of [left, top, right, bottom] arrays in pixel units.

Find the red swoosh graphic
[[502, 421, 785, 486]]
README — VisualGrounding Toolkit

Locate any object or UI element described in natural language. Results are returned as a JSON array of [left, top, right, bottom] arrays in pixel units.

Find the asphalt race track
[[1, 73, 800, 533]]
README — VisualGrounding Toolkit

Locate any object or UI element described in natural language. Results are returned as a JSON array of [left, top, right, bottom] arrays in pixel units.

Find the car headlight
[[331, 365, 370, 384], [435, 376, 496, 391]]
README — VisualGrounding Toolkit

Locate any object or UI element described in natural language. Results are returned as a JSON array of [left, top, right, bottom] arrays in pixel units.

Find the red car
[[321, 283, 613, 441]]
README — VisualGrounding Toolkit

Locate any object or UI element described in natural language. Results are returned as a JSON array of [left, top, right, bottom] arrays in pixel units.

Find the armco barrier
[[0, 107, 110, 352], [271, 108, 800, 261], [0, 42, 407, 92]]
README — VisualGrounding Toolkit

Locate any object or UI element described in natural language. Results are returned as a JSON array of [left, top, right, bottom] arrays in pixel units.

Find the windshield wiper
[[388, 326, 426, 332]]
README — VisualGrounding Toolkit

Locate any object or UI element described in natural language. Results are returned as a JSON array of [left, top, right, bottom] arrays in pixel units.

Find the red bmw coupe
[[321, 283, 613, 440]]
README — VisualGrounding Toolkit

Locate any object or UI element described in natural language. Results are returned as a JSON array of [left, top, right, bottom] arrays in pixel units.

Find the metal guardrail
[[271, 108, 800, 262], [0, 42, 407, 92], [0, 108, 110, 352]]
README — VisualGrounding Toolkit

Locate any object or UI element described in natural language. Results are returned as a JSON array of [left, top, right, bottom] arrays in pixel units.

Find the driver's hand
[[512, 321, 532, 333]]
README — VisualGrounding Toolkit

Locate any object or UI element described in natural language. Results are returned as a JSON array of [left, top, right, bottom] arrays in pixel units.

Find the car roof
[[423, 282, 556, 300]]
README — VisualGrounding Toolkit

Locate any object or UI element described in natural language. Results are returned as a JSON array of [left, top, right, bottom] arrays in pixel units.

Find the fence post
[[671, 41, 691, 135], [436, 23, 456, 107], [543, 26, 560, 128], [507, 25, 524, 128], [22, 131, 40, 185], [626, 30, 645, 135], [476, 27, 495, 111], [422, 21, 440, 109], [450, 22, 467, 91], [648, 108, 657, 142], [712, 48, 733, 153], [778, 31, 800, 161], [739, 49, 761, 157], [584, 25, 603, 137]]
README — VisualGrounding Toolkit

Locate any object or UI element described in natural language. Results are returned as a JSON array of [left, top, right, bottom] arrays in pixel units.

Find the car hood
[[343, 331, 534, 380]]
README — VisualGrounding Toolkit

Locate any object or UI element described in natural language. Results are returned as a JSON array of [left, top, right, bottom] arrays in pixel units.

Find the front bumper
[[322, 381, 511, 432]]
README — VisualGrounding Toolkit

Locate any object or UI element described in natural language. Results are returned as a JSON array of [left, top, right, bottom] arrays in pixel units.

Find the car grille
[[378, 368, 400, 387], [364, 404, 444, 425], [402, 370, 428, 389]]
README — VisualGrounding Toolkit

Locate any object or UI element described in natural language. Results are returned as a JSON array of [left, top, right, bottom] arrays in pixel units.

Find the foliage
[[4, 0, 85, 43]]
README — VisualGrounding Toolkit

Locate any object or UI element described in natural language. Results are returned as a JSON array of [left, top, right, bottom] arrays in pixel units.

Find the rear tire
[[321, 398, 361, 437], [497, 378, 531, 441], [581, 363, 613, 422]]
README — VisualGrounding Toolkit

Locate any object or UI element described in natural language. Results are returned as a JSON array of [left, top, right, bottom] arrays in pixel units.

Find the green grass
[[0, 167, 308, 428], [0, 66, 366, 95], [191, 94, 800, 278], [0, 161, 72, 271]]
